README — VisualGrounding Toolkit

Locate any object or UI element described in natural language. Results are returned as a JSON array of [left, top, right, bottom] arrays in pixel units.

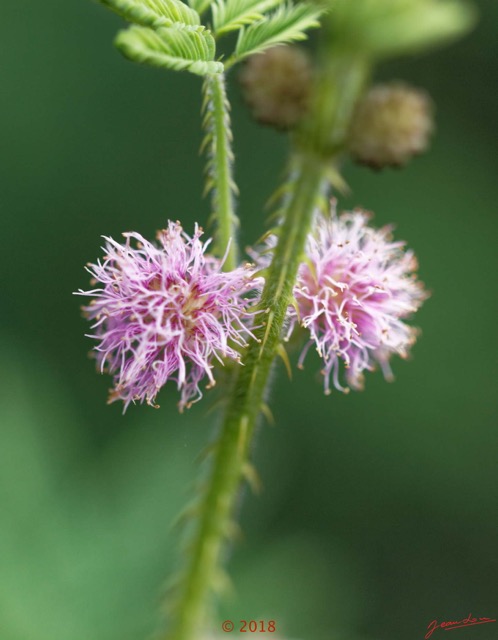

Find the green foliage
[[232, 3, 323, 63], [331, 0, 477, 59], [186, 0, 214, 18], [212, 0, 281, 36], [98, 0, 201, 28], [115, 25, 224, 76], [98, 0, 324, 76]]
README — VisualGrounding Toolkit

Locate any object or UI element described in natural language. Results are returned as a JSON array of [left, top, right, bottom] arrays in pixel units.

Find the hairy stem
[[168, 154, 326, 640], [202, 73, 239, 271], [168, 51, 370, 640]]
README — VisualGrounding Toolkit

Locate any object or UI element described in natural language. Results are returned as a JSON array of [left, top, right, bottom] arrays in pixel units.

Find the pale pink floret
[[288, 205, 428, 393], [76, 221, 260, 411]]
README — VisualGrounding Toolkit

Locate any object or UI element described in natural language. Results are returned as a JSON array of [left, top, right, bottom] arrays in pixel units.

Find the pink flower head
[[288, 204, 428, 393], [76, 221, 260, 411]]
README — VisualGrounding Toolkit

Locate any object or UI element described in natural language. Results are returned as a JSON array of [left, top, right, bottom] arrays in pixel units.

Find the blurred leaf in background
[[0, 341, 205, 639]]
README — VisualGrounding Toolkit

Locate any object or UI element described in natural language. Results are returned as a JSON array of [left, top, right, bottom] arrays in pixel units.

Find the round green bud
[[348, 83, 434, 169], [239, 46, 313, 131]]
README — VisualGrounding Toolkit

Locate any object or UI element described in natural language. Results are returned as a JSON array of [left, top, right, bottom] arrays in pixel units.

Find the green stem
[[300, 47, 371, 160], [168, 51, 371, 640], [168, 154, 326, 640], [202, 73, 238, 271]]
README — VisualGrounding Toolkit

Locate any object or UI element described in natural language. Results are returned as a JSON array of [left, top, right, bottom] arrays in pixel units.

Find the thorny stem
[[203, 73, 239, 272], [167, 50, 371, 640]]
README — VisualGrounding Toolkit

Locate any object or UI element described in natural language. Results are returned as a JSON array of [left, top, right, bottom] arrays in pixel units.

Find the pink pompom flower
[[76, 221, 261, 411], [288, 205, 428, 393]]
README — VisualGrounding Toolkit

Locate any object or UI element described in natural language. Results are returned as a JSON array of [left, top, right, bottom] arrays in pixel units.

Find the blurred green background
[[1, 1, 497, 639]]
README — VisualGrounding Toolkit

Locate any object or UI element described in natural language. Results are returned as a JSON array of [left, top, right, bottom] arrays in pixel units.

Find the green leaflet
[[232, 3, 323, 63], [212, 0, 282, 36], [186, 0, 214, 17], [98, 0, 201, 27], [115, 25, 224, 76]]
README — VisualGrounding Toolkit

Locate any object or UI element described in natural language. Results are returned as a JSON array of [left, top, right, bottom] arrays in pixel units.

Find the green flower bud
[[239, 46, 313, 131], [330, 0, 477, 59], [349, 83, 434, 169]]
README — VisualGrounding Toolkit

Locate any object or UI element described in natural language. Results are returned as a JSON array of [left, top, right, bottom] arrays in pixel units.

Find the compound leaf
[[115, 25, 224, 75], [212, 0, 282, 36], [98, 0, 201, 27], [233, 3, 323, 63]]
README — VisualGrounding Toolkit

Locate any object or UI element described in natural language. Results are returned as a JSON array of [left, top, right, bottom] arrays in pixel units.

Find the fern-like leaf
[[98, 0, 201, 28], [232, 3, 323, 63], [115, 25, 224, 75], [212, 0, 282, 36]]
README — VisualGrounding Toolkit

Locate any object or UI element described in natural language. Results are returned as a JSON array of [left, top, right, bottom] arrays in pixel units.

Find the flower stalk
[[167, 47, 371, 640], [202, 73, 239, 271]]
